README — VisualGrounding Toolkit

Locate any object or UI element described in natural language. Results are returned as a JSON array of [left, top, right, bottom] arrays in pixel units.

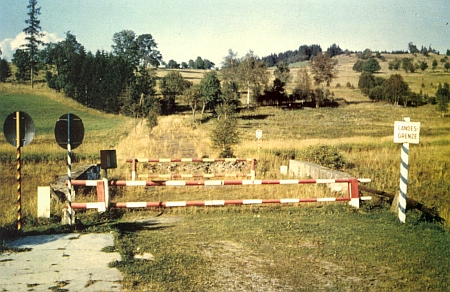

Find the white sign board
[[256, 129, 262, 139], [394, 121, 420, 144]]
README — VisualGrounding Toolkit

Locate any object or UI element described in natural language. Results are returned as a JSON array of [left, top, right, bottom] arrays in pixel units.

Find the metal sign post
[[3, 111, 35, 231], [55, 113, 84, 225], [393, 117, 420, 223]]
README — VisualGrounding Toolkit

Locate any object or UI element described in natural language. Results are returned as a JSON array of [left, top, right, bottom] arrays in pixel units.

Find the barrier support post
[[348, 178, 360, 209], [103, 178, 110, 211], [96, 180, 106, 212], [132, 159, 137, 180], [250, 159, 256, 180]]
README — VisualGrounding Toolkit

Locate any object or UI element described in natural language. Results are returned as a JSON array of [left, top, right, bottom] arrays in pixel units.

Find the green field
[[1, 53, 450, 290]]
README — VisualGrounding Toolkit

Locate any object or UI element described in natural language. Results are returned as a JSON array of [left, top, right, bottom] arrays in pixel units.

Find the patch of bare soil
[[199, 240, 294, 291]]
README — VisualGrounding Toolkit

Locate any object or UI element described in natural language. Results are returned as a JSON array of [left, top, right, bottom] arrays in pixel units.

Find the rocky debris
[[50, 164, 101, 201], [142, 161, 249, 176]]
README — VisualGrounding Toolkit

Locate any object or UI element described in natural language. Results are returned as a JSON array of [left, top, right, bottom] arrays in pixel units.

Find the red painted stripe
[[71, 203, 87, 209]]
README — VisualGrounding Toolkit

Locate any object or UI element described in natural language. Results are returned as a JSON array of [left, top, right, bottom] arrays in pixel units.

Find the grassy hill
[[1, 53, 450, 290]]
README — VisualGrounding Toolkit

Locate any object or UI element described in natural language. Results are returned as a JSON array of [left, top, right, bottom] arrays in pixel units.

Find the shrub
[[298, 145, 347, 170]]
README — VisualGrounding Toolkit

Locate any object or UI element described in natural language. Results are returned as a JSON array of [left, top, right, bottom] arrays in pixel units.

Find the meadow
[[1, 52, 450, 290]]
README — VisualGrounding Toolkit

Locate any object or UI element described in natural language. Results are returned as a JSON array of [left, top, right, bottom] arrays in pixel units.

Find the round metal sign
[[54, 113, 84, 150], [3, 111, 35, 147]]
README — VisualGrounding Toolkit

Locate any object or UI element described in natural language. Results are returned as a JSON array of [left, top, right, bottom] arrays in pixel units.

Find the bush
[[298, 145, 347, 170]]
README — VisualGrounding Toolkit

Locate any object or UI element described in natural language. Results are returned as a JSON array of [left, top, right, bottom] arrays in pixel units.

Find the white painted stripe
[[205, 180, 223, 186], [166, 181, 186, 186], [280, 180, 300, 185], [317, 198, 337, 202], [358, 178, 371, 183], [203, 158, 215, 162], [181, 174, 193, 178], [85, 181, 99, 186], [243, 199, 263, 204], [159, 158, 171, 163], [86, 202, 102, 209], [181, 158, 193, 162], [280, 198, 300, 203], [204, 174, 215, 178], [205, 200, 225, 205], [126, 181, 147, 186], [165, 201, 187, 207], [360, 196, 372, 201], [224, 158, 236, 162], [126, 202, 148, 208], [316, 179, 336, 184], [244, 180, 261, 185]]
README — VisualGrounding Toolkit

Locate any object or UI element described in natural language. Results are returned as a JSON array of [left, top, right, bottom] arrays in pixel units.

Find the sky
[[1, 0, 449, 66]]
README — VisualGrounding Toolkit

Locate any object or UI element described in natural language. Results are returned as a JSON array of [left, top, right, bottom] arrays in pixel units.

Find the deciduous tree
[[353, 60, 365, 72], [383, 74, 409, 106], [238, 50, 269, 108], [292, 68, 311, 100], [12, 49, 31, 81], [310, 52, 338, 86], [432, 59, 438, 72], [362, 58, 381, 73], [273, 60, 291, 83], [210, 117, 239, 158], [182, 82, 201, 122], [199, 71, 221, 116], [159, 71, 186, 114], [220, 49, 240, 94], [136, 33, 162, 67], [420, 61, 428, 71]]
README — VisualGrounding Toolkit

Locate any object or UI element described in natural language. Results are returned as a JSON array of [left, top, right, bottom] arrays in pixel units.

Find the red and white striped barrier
[[71, 178, 370, 187], [141, 173, 253, 179], [126, 158, 256, 181], [69, 178, 371, 211], [73, 196, 373, 210]]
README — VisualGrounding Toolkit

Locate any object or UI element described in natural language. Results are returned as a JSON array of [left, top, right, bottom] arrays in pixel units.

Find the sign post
[[393, 117, 420, 223], [55, 113, 84, 225], [3, 111, 35, 231]]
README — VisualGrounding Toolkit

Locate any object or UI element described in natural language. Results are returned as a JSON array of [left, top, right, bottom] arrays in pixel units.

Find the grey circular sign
[[55, 113, 84, 150], [3, 111, 35, 147]]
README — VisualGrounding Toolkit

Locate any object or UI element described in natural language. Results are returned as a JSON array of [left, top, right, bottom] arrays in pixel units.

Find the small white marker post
[[393, 117, 420, 223], [256, 129, 262, 157]]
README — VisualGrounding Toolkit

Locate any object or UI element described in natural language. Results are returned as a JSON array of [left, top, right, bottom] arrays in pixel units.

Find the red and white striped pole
[[71, 178, 369, 187]]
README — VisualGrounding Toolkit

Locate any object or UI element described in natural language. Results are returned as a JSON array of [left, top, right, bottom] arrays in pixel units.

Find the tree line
[[165, 56, 215, 70], [358, 72, 449, 115]]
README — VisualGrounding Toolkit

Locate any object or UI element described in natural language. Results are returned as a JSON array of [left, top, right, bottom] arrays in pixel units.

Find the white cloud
[[0, 31, 63, 61]]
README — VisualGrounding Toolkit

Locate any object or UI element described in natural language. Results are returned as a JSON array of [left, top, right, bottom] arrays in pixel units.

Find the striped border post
[[393, 117, 421, 223], [67, 113, 73, 225], [398, 142, 409, 223], [16, 112, 21, 231]]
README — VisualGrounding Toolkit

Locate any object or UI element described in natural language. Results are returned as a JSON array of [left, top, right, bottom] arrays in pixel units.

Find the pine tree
[[23, 0, 44, 88]]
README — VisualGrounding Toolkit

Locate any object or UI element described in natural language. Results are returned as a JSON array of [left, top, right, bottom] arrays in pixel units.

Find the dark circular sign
[[54, 113, 84, 150], [3, 111, 35, 147]]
